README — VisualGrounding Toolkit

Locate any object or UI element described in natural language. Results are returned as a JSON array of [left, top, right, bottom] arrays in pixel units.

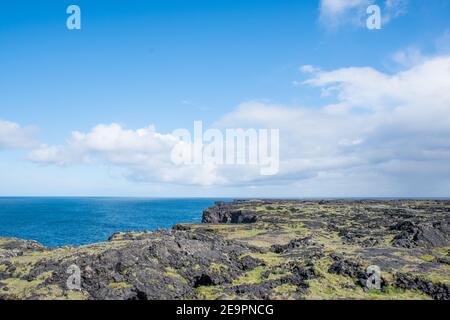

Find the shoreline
[[1, 198, 447, 246], [1, 199, 449, 300], [2, 197, 450, 248]]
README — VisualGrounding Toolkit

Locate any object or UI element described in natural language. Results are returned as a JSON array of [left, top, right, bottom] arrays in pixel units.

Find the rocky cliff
[[0, 200, 449, 300]]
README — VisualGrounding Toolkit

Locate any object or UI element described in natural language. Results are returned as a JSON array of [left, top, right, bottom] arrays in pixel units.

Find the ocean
[[0, 197, 224, 247]]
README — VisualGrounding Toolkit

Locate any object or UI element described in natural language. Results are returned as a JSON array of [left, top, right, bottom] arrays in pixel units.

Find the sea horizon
[[2, 196, 449, 248], [1, 196, 449, 200], [2, 195, 450, 198], [0, 197, 228, 247]]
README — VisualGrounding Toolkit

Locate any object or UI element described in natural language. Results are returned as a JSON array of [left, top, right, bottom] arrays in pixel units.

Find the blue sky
[[1, 0, 450, 197]]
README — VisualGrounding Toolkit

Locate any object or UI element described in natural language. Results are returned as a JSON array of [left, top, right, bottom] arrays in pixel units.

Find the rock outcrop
[[391, 221, 450, 248], [202, 201, 257, 224]]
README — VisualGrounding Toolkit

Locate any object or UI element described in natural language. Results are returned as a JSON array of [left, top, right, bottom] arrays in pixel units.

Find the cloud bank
[[28, 124, 227, 186], [23, 54, 450, 194]]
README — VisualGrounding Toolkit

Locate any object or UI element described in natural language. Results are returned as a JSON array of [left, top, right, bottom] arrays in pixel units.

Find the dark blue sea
[[0, 198, 225, 247]]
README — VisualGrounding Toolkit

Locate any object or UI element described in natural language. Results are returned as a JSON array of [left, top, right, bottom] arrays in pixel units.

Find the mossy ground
[[193, 200, 450, 300]]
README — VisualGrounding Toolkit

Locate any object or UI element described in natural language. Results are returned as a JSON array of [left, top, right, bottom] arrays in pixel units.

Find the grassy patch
[[0, 271, 53, 299], [224, 227, 266, 240], [232, 266, 266, 285], [108, 282, 133, 290], [208, 262, 228, 273], [273, 284, 297, 294], [366, 287, 431, 300], [165, 267, 188, 285], [195, 286, 222, 300], [418, 254, 435, 262], [244, 252, 284, 267]]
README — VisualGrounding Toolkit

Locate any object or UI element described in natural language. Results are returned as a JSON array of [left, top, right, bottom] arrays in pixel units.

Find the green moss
[[305, 258, 364, 300], [254, 205, 267, 212], [108, 282, 133, 290], [244, 252, 283, 267], [0, 271, 53, 299], [0, 239, 15, 247], [195, 286, 222, 300], [281, 223, 307, 232], [418, 254, 435, 262], [423, 267, 450, 286], [165, 267, 188, 285], [64, 290, 89, 300], [366, 287, 431, 300], [225, 227, 266, 240], [432, 246, 450, 256], [208, 262, 227, 273], [273, 284, 297, 294], [192, 264, 201, 271], [232, 266, 266, 285], [0, 263, 7, 273], [31, 285, 87, 300], [304, 257, 433, 300]]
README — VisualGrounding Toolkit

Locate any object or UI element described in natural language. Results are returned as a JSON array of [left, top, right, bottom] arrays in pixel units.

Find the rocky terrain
[[0, 200, 449, 300]]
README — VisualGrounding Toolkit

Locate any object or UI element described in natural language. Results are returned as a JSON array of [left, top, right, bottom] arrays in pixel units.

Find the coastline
[[0, 199, 449, 300], [0, 198, 221, 247]]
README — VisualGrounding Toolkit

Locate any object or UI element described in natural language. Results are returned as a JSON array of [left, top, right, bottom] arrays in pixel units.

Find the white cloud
[[391, 47, 425, 68], [217, 55, 450, 193], [319, 0, 407, 28], [0, 119, 37, 150], [300, 65, 321, 74], [27, 55, 450, 195], [29, 123, 227, 186], [304, 55, 450, 113]]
